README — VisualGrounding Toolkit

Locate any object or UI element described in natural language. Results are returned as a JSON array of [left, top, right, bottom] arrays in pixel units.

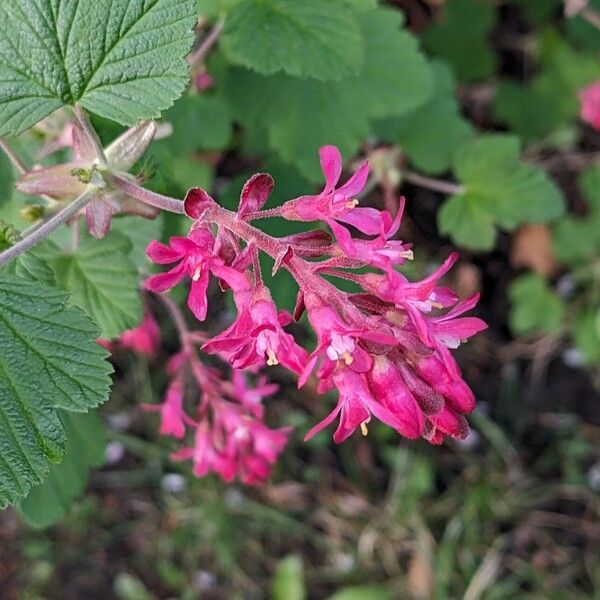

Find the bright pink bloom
[[203, 285, 308, 374], [330, 197, 413, 269], [279, 145, 386, 235], [119, 311, 161, 357], [580, 80, 600, 130], [145, 228, 248, 321], [142, 376, 187, 439]]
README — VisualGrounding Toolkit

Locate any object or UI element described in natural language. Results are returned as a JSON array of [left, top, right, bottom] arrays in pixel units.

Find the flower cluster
[[144, 145, 487, 463]]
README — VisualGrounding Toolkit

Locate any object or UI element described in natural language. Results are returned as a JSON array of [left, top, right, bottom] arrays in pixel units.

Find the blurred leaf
[[422, 0, 497, 82], [114, 573, 155, 600], [440, 135, 565, 250], [376, 61, 474, 174], [19, 411, 106, 528], [566, 0, 600, 53], [221, 0, 364, 81], [111, 214, 165, 270], [508, 273, 564, 335], [223, 7, 432, 179], [327, 586, 393, 600], [0, 0, 196, 135], [493, 31, 600, 141], [162, 94, 232, 154], [0, 274, 112, 508], [573, 309, 600, 363], [271, 554, 306, 600], [511, 0, 561, 24], [0, 151, 15, 208], [44, 231, 142, 339]]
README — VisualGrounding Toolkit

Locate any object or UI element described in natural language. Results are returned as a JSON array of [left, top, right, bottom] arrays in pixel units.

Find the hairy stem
[[402, 171, 463, 195], [0, 189, 96, 266], [109, 174, 185, 213], [0, 138, 27, 174], [74, 104, 108, 166]]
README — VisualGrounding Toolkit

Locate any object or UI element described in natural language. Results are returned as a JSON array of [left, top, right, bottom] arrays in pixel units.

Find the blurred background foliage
[[1, 0, 600, 598]]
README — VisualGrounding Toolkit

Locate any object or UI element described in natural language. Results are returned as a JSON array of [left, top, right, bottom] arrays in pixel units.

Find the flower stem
[[189, 19, 225, 66], [582, 7, 600, 29], [0, 138, 27, 174], [74, 104, 108, 166], [109, 174, 185, 214], [0, 189, 96, 266], [402, 171, 463, 195]]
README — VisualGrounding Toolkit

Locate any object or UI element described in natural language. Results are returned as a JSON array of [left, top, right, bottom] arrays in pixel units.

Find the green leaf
[[0, 151, 15, 208], [438, 193, 496, 251], [0, 0, 197, 136], [4, 251, 56, 286], [162, 94, 232, 154], [272, 555, 306, 600], [221, 0, 364, 81], [375, 61, 473, 174], [422, 0, 496, 83], [508, 273, 564, 335], [19, 411, 106, 528], [573, 309, 600, 364], [223, 7, 432, 179], [44, 231, 142, 339], [0, 274, 112, 508], [440, 134, 565, 249], [111, 214, 164, 270], [566, 0, 600, 53]]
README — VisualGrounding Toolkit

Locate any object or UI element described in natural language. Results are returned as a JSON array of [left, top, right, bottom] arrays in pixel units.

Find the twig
[[109, 173, 185, 214], [0, 138, 27, 174], [74, 104, 107, 166], [0, 189, 96, 266], [582, 7, 600, 29], [402, 171, 463, 195], [188, 19, 225, 66]]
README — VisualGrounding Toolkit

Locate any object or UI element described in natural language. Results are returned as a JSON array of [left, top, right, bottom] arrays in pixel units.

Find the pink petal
[[187, 270, 210, 321], [146, 241, 183, 264], [336, 160, 369, 198], [304, 401, 342, 441], [319, 145, 343, 194], [145, 263, 186, 292], [337, 207, 383, 236]]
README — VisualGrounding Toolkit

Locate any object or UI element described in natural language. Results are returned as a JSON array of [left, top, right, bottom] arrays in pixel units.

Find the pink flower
[[194, 71, 215, 92], [142, 376, 187, 439], [145, 228, 248, 321], [580, 80, 600, 130], [172, 404, 291, 485], [329, 197, 413, 269], [228, 370, 279, 419], [279, 145, 386, 235], [119, 311, 161, 357], [203, 285, 308, 374]]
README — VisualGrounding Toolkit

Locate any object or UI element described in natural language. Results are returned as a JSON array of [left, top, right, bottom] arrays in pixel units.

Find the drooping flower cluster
[[144, 145, 487, 459]]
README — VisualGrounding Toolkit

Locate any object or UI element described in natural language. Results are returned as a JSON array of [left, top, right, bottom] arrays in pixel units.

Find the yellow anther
[[192, 265, 202, 281], [360, 421, 369, 436], [401, 250, 414, 260], [266, 349, 279, 366], [345, 198, 359, 209], [431, 301, 444, 309], [342, 351, 354, 366]]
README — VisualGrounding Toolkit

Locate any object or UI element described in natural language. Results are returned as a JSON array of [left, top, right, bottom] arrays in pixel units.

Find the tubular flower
[[118, 311, 161, 357]]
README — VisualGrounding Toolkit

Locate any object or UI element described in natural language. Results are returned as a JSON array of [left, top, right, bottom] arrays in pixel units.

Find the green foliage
[[272, 555, 306, 600], [223, 7, 432, 179], [4, 250, 55, 286], [508, 273, 564, 335], [0, 152, 15, 207], [375, 61, 474, 174], [327, 586, 393, 600], [0, 274, 112, 508], [19, 411, 106, 528], [422, 0, 496, 82], [111, 215, 164, 270], [43, 231, 142, 339], [493, 31, 600, 142], [573, 310, 600, 364], [566, 0, 600, 53], [0, 0, 197, 135], [439, 135, 565, 250], [553, 164, 600, 265], [221, 0, 364, 81]]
